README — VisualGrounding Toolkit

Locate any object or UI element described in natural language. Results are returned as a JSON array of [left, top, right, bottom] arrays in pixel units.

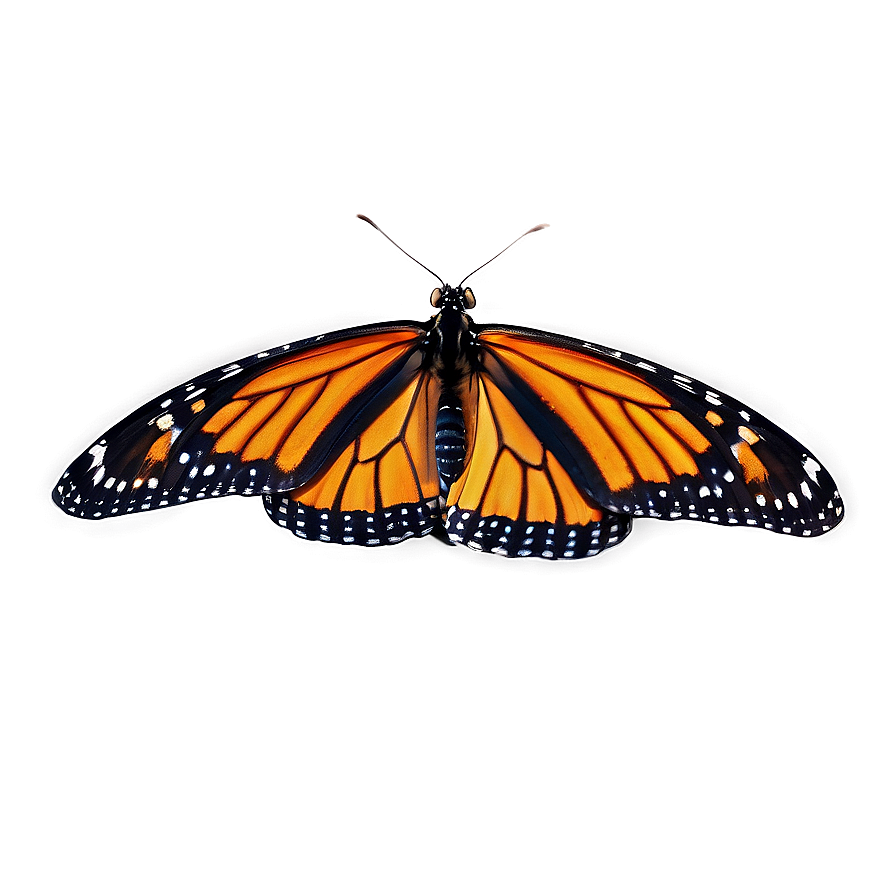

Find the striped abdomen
[[435, 391, 466, 497]]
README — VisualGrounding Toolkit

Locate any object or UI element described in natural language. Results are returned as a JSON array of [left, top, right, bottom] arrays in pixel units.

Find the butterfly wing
[[444, 372, 633, 559], [263, 368, 442, 544], [53, 323, 436, 531], [466, 325, 843, 539]]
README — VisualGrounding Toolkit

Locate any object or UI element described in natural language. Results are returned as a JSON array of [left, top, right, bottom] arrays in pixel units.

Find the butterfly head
[[430, 285, 476, 311]]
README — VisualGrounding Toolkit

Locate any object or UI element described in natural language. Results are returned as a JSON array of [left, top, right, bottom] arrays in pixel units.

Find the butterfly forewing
[[474, 326, 843, 537], [53, 323, 429, 520]]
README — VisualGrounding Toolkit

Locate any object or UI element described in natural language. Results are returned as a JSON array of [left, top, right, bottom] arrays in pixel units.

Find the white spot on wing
[[802, 456, 821, 484], [87, 444, 107, 470]]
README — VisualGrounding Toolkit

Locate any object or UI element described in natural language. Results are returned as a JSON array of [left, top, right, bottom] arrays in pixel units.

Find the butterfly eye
[[463, 287, 476, 309], [430, 287, 443, 307]]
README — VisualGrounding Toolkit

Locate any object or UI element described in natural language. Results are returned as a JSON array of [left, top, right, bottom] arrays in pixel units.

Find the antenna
[[357, 214, 445, 287], [458, 223, 549, 287]]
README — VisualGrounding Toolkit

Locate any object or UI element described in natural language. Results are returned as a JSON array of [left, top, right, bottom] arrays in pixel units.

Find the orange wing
[[53, 325, 430, 521], [472, 327, 843, 537], [265, 370, 443, 544], [444, 373, 632, 559]]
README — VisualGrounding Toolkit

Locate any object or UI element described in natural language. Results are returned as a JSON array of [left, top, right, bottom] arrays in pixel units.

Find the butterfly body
[[54, 264, 843, 559]]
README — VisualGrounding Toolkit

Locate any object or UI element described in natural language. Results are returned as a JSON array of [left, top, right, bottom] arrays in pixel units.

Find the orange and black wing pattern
[[53, 242, 844, 560], [467, 326, 843, 544], [52, 323, 436, 539], [264, 368, 442, 544], [444, 372, 632, 558]]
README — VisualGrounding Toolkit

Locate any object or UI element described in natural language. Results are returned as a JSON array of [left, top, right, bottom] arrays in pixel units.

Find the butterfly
[[53, 216, 844, 559]]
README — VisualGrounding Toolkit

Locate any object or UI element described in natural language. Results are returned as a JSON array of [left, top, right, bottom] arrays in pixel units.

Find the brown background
[[3, 2, 890, 894]]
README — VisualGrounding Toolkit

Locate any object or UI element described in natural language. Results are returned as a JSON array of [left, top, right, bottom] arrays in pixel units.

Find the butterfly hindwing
[[53, 323, 430, 520], [264, 368, 443, 545], [444, 370, 633, 559], [474, 326, 843, 537]]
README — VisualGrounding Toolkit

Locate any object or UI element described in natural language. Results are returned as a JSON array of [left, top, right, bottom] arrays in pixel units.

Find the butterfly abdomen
[[435, 391, 466, 496]]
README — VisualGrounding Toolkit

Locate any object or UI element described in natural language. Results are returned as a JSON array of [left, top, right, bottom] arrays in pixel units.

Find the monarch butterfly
[[53, 216, 843, 559]]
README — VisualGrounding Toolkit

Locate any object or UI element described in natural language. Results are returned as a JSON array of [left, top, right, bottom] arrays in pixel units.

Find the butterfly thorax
[[428, 301, 476, 387]]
